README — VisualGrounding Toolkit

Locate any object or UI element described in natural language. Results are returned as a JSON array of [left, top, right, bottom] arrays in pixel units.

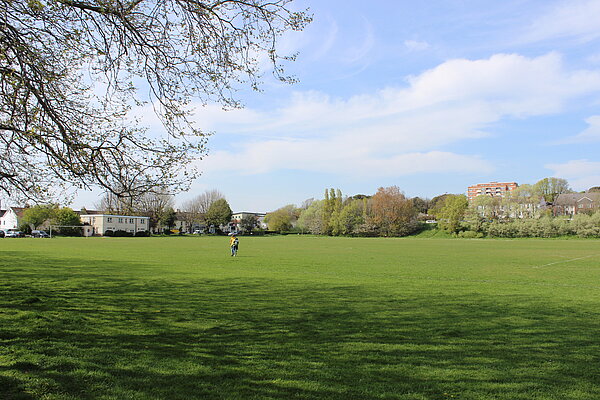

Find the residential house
[[80, 214, 150, 236], [553, 193, 600, 217], [0, 207, 25, 230], [231, 212, 268, 232]]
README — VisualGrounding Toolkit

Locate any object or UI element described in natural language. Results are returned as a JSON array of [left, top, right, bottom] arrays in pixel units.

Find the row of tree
[[266, 186, 421, 237], [263, 178, 599, 238], [18, 188, 238, 235], [93, 189, 235, 233], [20, 205, 81, 235]]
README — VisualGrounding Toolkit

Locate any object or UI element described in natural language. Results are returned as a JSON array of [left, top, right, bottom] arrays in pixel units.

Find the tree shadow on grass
[[1, 254, 600, 399]]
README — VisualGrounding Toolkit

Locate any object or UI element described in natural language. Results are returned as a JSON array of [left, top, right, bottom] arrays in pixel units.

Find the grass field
[[1, 236, 600, 399]]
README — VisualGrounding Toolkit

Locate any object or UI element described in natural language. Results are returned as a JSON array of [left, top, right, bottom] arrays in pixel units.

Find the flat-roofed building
[[231, 211, 268, 230], [80, 214, 150, 236], [467, 181, 518, 201]]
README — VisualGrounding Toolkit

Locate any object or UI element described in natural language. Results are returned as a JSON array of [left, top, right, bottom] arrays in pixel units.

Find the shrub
[[19, 224, 32, 235], [114, 230, 133, 237], [135, 230, 150, 237], [457, 230, 484, 239], [104, 230, 114, 237]]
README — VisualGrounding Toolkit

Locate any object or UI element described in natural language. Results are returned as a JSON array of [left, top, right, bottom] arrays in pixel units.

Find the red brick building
[[467, 181, 518, 201]]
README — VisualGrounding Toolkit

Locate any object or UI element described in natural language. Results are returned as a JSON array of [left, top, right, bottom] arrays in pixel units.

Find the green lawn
[[1, 236, 600, 399]]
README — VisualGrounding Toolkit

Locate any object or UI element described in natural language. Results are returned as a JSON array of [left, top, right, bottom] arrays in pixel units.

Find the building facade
[[80, 214, 150, 236], [0, 207, 25, 230], [467, 182, 518, 201], [231, 212, 268, 231], [553, 193, 600, 216]]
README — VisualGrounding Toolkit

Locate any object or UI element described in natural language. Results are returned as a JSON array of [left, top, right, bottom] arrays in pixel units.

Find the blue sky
[[77, 0, 600, 212]]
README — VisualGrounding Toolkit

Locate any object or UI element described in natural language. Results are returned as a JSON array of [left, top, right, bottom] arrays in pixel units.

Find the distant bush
[[114, 230, 133, 237], [457, 230, 484, 239], [135, 230, 150, 237], [19, 224, 32, 235], [104, 230, 114, 237], [478, 212, 600, 238]]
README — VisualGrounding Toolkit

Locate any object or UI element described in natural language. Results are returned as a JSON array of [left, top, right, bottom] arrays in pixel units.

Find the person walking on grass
[[229, 233, 239, 257]]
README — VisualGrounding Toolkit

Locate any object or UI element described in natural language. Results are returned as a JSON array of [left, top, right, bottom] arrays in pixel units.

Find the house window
[[130, 219, 134, 224], [119, 218, 123, 223], [140, 219, 145, 225], [107, 217, 112, 223]]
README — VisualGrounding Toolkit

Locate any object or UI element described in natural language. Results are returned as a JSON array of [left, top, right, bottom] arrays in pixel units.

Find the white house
[[80, 214, 150, 236], [231, 212, 268, 230], [0, 207, 25, 230]]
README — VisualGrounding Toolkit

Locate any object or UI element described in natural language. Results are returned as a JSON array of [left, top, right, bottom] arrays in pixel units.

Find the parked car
[[5, 229, 22, 238], [192, 229, 203, 235], [31, 230, 50, 238]]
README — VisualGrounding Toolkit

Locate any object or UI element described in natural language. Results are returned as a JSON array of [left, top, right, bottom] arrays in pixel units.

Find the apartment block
[[467, 181, 518, 201]]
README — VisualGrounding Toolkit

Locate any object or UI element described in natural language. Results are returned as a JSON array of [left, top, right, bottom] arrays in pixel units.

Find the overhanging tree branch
[[0, 0, 310, 202]]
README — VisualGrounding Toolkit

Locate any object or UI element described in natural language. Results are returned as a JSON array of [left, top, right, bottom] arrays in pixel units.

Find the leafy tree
[[588, 186, 600, 193], [411, 197, 429, 214], [436, 195, 468, 233], [335, 200, 365, 235], [297, 200, 325, 234], [265, 210, 292, 232], [239, 215, 258, 233], [1, 1, 310, 202], [22, 204, 56, 229], [500, 184, 543, 219], [264, 204, 297, 232], [205, 199, 232, 231], [179, 189, 224, 230], [429, 194, 452, 214], [368, 186, 418, 236], [159, 207, 177, 231], [52, 207, 82, 236], [534, 177, 571, 202], [322, 188, 343, 235], [470, 195, 502, 219]]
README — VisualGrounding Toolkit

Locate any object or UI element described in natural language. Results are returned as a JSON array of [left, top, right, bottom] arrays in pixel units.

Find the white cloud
[[525, 0, 600, 43], [558, 115, 600, 143], [190, 52, 600, 179], [546, 159, 600, 191], [404, 40, 430, 52]]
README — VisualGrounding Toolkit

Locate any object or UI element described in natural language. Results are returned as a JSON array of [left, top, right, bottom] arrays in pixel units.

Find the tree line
[[18, 188, 237, 235], [265, 186, 421, 237], [264, 178, 600, 238]]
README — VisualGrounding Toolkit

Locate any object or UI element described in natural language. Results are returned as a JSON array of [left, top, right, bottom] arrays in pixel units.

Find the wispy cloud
[[189, 52, 600, 179], [404, 40, 430, 52], [546, 159, 600, 191], [524, 0, 600, 43], [556, 115, 600, 143]]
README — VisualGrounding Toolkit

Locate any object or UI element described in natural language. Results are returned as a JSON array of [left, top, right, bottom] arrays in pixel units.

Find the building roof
[[78, 209, 103, 215], [554, 193, 600, 205], [11, 207, 26, 218], [80, 214, 149, 219]]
